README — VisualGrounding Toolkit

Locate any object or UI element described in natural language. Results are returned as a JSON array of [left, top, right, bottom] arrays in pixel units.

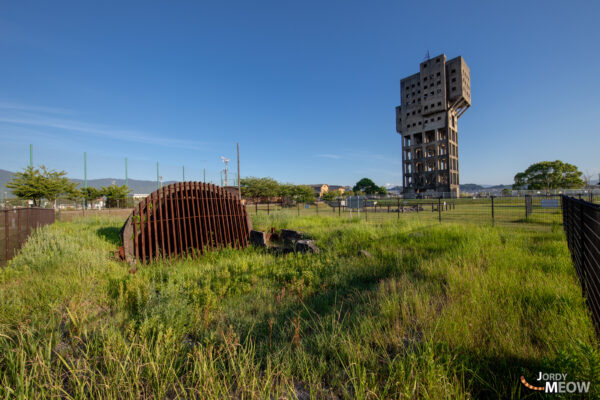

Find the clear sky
[[0, 0, 598, 186]]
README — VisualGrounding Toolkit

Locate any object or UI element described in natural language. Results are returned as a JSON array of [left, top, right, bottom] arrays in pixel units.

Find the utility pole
[[156, 162, 159, 190], [29, 144, 33, 168], [182, 165, 185, 181], [84, 152, 88, 210], [203, 168, 206, 182], [237, 143, 241, 196]]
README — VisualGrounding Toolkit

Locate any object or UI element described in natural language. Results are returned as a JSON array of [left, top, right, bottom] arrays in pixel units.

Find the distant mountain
[[0, 169, 14, 197], [0, 169, 176, 197], [460, 183, 485, 191]]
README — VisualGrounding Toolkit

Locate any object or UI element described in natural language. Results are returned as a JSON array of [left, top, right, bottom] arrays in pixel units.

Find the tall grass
[[0, 215, 598, 399]]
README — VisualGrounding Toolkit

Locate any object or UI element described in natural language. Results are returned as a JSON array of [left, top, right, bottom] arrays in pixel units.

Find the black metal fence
[[246, 195, 571, 230], [0, 208, 55, 266], [562, 195, 600, 336]]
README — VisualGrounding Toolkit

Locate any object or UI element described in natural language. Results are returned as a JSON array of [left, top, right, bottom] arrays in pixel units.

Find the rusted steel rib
[[121, 182, 251, 263]]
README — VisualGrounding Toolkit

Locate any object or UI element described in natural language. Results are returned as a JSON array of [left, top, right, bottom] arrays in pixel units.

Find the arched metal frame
[[121, 182, 250, 263]]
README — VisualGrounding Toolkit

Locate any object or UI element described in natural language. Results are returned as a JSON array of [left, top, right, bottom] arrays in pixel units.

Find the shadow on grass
[[97, 227, 122, 246]]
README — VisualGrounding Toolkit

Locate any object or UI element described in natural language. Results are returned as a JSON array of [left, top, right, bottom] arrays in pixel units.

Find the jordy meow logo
[[521, 372, 591, 394]]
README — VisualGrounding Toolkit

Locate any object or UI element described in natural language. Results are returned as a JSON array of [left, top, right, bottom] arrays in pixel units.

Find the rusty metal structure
[[121, 182, 251, 263], [1, 208, 55, 266]]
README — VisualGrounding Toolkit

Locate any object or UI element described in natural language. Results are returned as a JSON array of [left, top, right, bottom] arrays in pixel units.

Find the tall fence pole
[[491, 196, 495, 225], [397, 198, 400, 219], [438, 197, 442, 223], [5, 211, 8, 262], [83, 152, 87, 212]]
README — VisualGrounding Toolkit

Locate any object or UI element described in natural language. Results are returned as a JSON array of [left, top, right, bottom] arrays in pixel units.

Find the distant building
[[307, 184, 350, 198], [223, 186, 240, 198], [308, 184, 329, 198], [327, 185, 347, 194], [396, 54, 471, 198]]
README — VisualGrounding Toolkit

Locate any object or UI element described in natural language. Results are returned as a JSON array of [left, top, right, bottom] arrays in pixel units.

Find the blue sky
[[0, 0, 598, 186]]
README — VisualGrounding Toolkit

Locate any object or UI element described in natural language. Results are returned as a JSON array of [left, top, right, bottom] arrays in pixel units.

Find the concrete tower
[[395, 54, 471, 198]]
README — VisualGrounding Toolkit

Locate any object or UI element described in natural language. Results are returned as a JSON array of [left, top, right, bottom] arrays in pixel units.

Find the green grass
[[1, 215, 599, 399], [249, 198, 563, 232]]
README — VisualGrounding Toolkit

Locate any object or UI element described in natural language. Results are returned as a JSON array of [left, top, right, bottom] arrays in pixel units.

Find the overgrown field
[[247, 198, 563, 231], [0, 215, 598, 399]]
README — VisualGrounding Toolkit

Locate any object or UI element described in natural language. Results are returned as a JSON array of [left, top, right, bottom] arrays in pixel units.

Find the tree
[[277, 183, 294, 199], [81, 187, 102, 202], [353, 178, 380, 195], [513, 160, 584, 193], [291, 185, 316, 203], [240, 177, 279, 200], [101, 184, 131, 208], [6, 166, 78, 207], [377, 186, 388, 196], [322, 189, 341, 201], [501, 188, 512, 196]]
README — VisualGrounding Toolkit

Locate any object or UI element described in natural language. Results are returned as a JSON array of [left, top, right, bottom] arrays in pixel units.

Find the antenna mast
[[221, 156, 230, 186]]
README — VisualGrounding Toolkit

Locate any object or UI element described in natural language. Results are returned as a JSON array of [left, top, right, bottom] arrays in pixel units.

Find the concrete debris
[[281, 229, 303, 242], [295, 240, 320, 254], [249, 228, 320, 254], [250, 230, 267, 247]]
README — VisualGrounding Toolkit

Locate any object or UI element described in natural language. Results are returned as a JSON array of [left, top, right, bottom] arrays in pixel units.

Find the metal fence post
[[4, 211, 8, 263], [579, 201, 587, 297], [491, 196, 495, 225], [397, 198, 400, 220], [438, 197, 442, 223]]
